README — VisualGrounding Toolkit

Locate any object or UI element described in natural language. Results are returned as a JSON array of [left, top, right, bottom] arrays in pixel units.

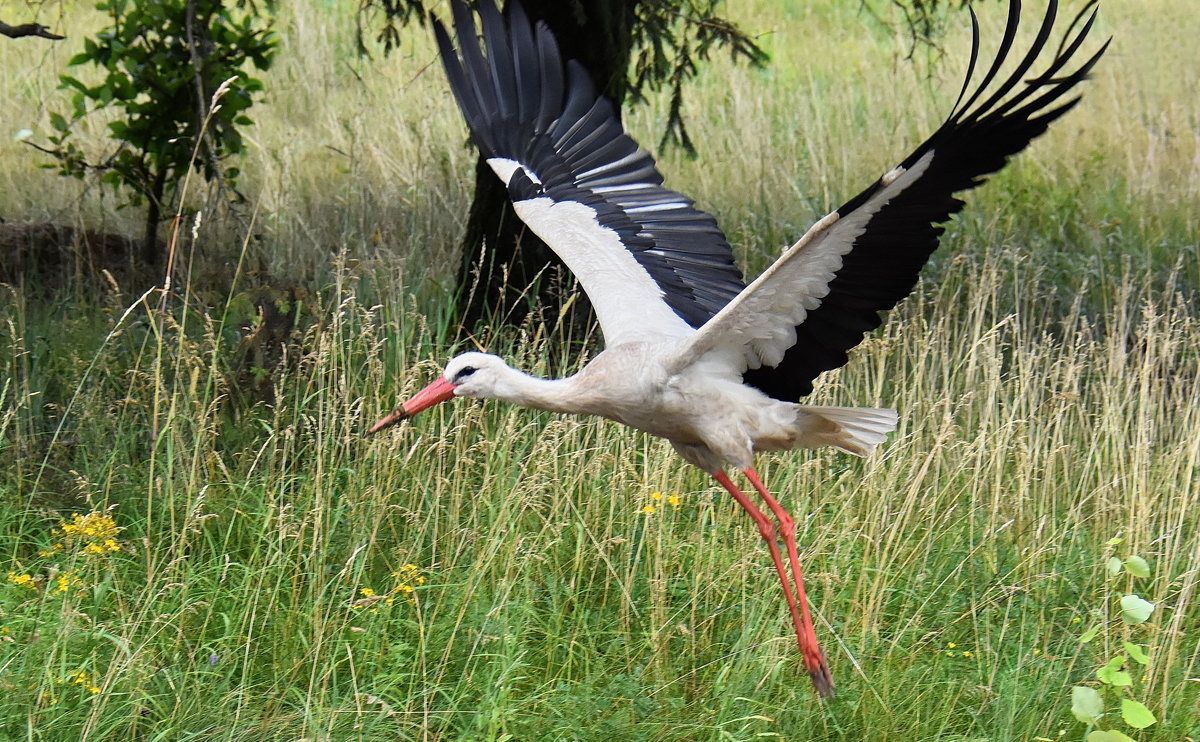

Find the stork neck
[[494, 367, 588, 415]]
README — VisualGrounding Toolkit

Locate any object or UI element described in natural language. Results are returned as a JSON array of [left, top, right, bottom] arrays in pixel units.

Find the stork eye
[[454, 366, 477, 382]]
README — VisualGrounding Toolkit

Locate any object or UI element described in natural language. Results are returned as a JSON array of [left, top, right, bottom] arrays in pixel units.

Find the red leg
[[744, 467, 833, 697], [713, 471, 834, 698]]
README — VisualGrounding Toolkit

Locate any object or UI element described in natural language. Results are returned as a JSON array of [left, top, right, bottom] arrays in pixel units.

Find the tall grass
[[1, 0, 1197, 739]]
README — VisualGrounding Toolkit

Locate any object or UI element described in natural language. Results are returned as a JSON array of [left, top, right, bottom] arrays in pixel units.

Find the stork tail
[[795, 406, 898, 457]]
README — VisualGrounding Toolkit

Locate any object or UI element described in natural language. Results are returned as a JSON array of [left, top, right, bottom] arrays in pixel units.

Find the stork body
[[371, 0, 1107, 698], [380, 348, 895, 469]]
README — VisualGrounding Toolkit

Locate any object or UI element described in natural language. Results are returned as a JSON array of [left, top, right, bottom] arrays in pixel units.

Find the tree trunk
[[455, 0, 638, 334], [142, 166, 168, 265]]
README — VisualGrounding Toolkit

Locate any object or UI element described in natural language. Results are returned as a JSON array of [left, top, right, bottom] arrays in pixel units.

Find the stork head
[[367, 352, 510, 434]]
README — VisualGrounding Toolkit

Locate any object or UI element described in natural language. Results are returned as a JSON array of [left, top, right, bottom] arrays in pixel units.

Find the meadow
[[1, 0, 1197, 739]]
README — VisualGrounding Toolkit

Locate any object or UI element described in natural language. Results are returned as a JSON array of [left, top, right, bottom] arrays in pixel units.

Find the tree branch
[[0, 20, 65, 40]]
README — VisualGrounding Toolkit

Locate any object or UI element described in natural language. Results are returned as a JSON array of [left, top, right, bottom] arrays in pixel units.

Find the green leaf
[[1107, 556, 1124, 576], [1121, 698, 1157, 728], [1080, 624, 1101, 643], [1097, 656, 1133, 687], [1088, 731, 1136, 742], [1100, 669, 1133, 687], [1120, 594, 1155, 624], [1106, 536, 1124, 546], [1071, 685, 1104, 724], [59, 74, 87, 93], [1124, 555, 1151, 578], [1123, 641, 1150, 665], [49, 112, 69, 133]]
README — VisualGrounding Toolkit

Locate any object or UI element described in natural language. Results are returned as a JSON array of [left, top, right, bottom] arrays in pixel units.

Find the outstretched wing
[[676, 0, 1107, 399], [432, 0, 746, 346]]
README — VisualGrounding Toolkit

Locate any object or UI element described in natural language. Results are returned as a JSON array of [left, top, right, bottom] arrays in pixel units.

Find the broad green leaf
[[1123, 641, 1150, 665], [1107, 556, 1124, 576], [1071, 685, 1104, 724], [49, 112, 68, 133], [1097, 656, 1132, 686], [1124, 555, 1151, 578], [1121, 698, 1157, 728], [1107, 536, 1124, 546], [1120, 594, 1155, 624], [1098, 668, 1133, 687], [1080, 624, 1101, 643], [1088, 731, 1136, 742]]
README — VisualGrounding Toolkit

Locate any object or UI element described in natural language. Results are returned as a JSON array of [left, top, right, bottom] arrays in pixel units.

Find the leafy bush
[[44, 0, 277, 263]]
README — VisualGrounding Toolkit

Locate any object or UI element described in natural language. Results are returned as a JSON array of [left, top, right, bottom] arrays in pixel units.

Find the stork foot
[[803, 646, 835, 699]]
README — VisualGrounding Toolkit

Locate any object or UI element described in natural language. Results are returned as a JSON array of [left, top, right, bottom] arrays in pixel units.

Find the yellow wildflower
[[947, 642, 957, 649], [59, 512, 119, 540], [68, 670, 100, 694], [641, 505, 656, 515], [54, 571, 83, 594], [360, 587, 376, 598], [387, 564, 426, 602], [56, 511, 123, 558], [667, 494, 681, 507], [962, 651, 972, 658], [7, 572, 36, 589], [394, 563, 425, 585], [650, 492, 663, 501]]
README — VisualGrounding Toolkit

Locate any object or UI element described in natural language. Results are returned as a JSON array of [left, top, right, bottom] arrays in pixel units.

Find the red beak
[[367, 377, 457, 434]]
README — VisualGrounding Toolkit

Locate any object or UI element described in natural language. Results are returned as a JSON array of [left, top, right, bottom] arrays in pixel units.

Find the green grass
[[2, 0, 1198, 739]]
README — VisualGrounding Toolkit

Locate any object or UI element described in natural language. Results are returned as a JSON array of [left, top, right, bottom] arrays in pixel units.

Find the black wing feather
[[744, 0, 1107, 401], [432, 0, 745, 331]]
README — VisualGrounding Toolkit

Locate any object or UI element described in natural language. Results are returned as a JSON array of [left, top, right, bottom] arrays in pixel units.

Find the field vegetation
[[1, 0, 1197, 739]]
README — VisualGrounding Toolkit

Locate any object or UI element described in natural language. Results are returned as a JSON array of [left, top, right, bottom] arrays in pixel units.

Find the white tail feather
[[796, 406, 898, 457]]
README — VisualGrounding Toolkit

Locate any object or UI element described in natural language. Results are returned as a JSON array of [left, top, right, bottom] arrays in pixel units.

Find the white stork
[[370, 0, 1106, 697]]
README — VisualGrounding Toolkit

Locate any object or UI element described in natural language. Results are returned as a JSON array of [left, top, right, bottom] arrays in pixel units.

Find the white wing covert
[[432, 0, 746, 346]]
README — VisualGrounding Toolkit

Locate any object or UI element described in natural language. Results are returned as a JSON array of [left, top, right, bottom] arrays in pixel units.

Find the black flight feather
[[743, 0, 1107, 401]]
